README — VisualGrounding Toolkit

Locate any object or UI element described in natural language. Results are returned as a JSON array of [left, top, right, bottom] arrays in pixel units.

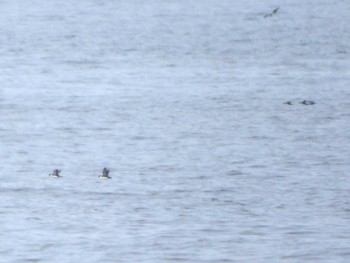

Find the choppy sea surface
[[1, 0, 350, 262]]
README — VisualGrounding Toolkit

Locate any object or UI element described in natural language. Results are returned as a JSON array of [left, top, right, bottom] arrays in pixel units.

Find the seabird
[[300, 100, 315, 105], [99, 167, 111, 179], [264, 7, 280, 18], [272, 7, 280, 14], [49, 169, 62, 178]]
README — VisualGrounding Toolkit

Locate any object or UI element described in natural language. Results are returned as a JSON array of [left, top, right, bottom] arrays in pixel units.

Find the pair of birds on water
[[284, 100, 316, 105], [49, 168, 111, 179]]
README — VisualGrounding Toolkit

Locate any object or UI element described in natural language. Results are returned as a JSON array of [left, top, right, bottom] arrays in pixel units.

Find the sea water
[[1, 0, 350, 262]]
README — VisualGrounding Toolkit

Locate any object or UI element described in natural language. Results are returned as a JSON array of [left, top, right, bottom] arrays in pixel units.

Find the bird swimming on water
[[300, 100, 315, 105], [49, 169, 62, 178], [99, 168, 111, 179]]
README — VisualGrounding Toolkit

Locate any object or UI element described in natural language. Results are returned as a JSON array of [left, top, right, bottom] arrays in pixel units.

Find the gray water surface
[[1, 0, 350, 262]]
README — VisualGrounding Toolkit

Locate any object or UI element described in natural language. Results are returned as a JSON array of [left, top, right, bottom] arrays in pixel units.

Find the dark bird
[[264, 7, 280, 18], [272, 7, 280, 14], [99, 167, 111, 179], [283, 101, 293, 105], [300, 100, 315, 105], [49, 169, 62, 178]]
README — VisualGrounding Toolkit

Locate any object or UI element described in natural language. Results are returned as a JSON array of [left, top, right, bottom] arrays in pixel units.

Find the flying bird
[[264, 7, 280, 18]]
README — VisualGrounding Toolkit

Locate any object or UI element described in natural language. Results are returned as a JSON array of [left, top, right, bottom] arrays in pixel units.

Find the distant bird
[[300, 100, 315, 105], [283, 101, 293, 105], [264, 7, 280, 18], [49, 169, 62, 178], [272, 7, 280, 14], [99, 167, 111, 179]]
